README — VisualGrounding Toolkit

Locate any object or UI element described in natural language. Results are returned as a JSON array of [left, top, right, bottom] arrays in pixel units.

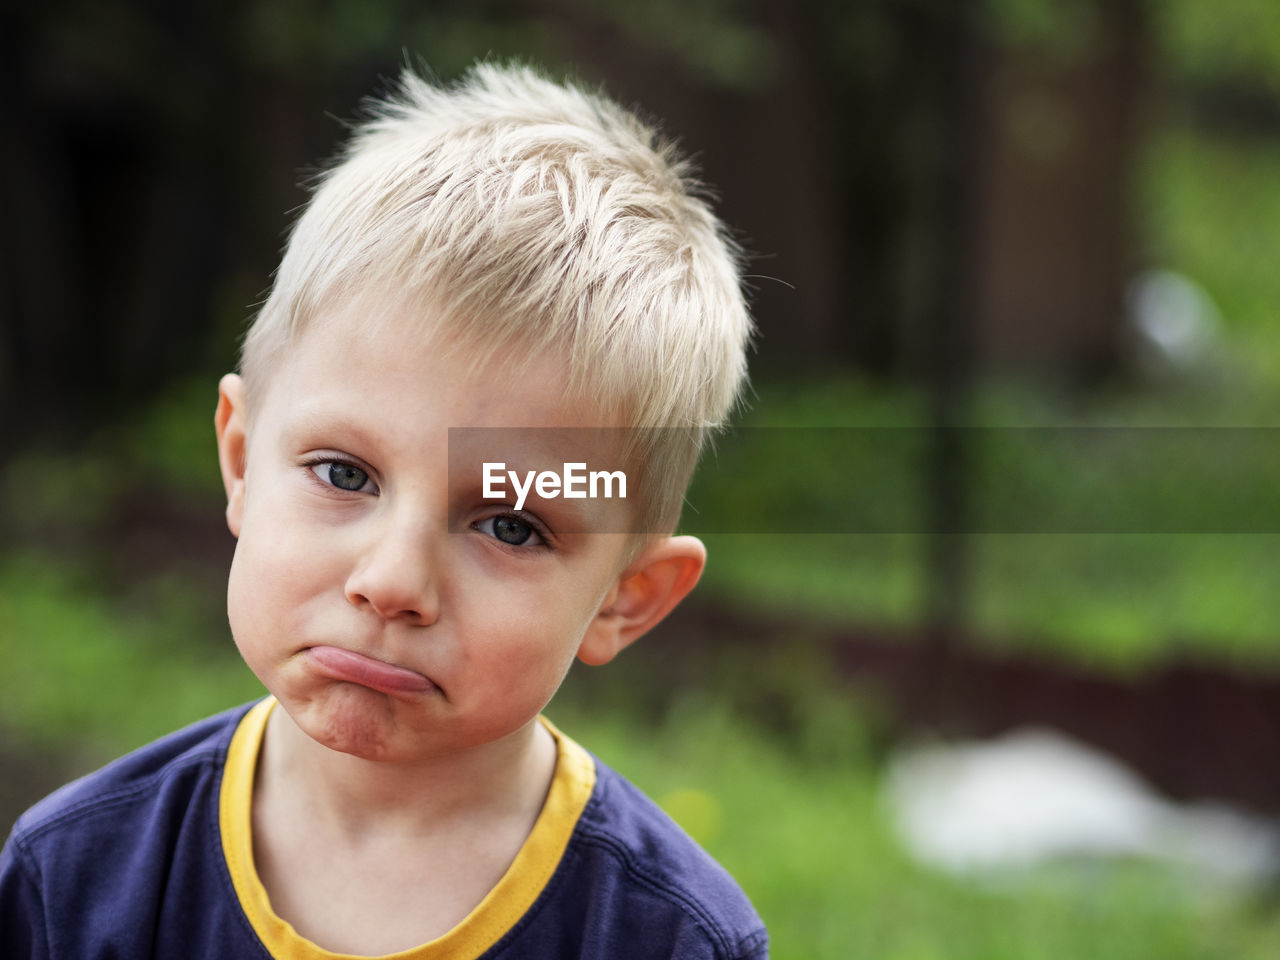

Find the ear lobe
[[215, 373, 248, 539], [577, 536, 706, 666]]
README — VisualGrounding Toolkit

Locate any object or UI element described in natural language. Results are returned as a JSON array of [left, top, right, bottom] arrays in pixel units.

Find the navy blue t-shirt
[[1, 700, 768, 959]]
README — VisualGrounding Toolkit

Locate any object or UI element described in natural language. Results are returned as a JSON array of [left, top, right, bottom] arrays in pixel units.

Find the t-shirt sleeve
[[0, 832, 50, 960]]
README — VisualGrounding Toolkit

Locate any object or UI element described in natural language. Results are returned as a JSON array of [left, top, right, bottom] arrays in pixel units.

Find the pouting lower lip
[[305, 645, 436, 696]]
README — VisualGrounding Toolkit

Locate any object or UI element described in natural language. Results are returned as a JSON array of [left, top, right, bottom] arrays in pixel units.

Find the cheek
[[226, 513, 339, 645], [235, 488, 347, 579], [449, 586, 577, 671], [225, 539, 276, 659]]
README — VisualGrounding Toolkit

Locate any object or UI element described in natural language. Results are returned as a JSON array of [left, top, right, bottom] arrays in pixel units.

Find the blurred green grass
[[695, 530, 1280, 674], [0, 552, 261, 756], [556, 697, 1280, 960]]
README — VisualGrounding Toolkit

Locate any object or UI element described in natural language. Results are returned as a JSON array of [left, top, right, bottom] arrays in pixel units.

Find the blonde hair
[[242, 61, 752, 530]]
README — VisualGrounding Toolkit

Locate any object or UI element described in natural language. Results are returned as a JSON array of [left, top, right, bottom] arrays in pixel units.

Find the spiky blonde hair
[[241, 61, 751, 530]]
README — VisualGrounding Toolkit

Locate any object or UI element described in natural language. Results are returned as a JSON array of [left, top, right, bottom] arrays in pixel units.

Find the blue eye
[[329, 464, 368, 491], [494, 516, 532, 544], [476, 514, 546, 548], [309, 460, 376, 493]]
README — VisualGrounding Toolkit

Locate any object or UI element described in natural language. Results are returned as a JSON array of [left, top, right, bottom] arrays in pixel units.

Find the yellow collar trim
[[219, 698, 596, 960]]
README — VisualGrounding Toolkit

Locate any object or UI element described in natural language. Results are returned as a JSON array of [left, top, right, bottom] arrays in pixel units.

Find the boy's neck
[[257, 705, 558, 839]]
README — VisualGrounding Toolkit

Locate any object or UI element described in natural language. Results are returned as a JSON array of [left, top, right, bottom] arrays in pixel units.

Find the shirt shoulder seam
[[730, 927, 770, 958], [572, 827, 761, 958], [16, 744, 225, 846], [7, 828, 44, 888]]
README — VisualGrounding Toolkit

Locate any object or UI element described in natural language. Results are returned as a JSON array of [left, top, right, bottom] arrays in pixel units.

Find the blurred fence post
[[924, 0, 983, 653]]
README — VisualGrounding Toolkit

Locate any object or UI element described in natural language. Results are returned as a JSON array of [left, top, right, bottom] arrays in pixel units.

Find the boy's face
[[215, 303, 696, 764]]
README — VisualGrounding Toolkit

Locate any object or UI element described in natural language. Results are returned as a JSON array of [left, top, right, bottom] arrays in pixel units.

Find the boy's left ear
[[577, 536, 706, 666]]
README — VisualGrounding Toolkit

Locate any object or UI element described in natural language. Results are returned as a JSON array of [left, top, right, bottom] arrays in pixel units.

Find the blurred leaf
[[1156, 0, 1280, 99]]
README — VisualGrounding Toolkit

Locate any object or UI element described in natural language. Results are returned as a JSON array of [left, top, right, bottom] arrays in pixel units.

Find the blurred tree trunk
[[972, 0, 1148, 380], [1, 3, 244, 449], [923, 0, 983, 647]]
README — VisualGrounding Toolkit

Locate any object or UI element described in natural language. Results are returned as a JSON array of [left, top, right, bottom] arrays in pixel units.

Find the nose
[[344, 520, 441, 626]]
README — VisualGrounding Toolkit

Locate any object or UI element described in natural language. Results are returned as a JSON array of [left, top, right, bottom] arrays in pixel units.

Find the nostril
[[345, 571, 438, 625]]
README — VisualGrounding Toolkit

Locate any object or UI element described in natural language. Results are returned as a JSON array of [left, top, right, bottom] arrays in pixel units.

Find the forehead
[[258, 303, 588, 428], [251, 304, 645, 498]]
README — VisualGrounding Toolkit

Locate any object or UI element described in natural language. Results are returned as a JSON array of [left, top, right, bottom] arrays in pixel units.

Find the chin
[[297, 684, 407, 761]]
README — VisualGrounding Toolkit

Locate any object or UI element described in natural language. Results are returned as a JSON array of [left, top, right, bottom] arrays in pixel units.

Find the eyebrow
[[279, 409, 392, 456]]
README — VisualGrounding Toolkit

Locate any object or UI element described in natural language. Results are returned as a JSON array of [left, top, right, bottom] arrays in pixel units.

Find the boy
[[0, 62, 766, 959]]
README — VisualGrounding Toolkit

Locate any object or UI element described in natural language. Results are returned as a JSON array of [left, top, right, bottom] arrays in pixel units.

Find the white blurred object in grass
[[885, 726, 1279, 886], [1127, 269, 1223, 377]]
